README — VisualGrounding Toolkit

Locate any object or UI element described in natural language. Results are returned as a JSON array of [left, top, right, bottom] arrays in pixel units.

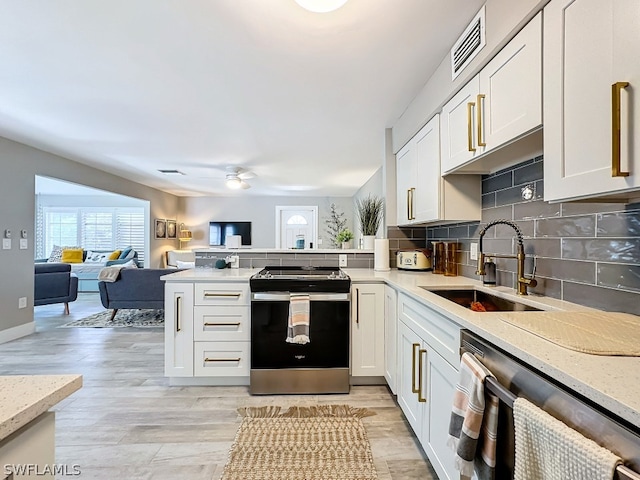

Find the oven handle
[[251, 292, 350, 301]]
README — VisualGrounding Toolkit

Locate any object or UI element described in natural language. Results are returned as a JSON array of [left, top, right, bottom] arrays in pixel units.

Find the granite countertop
[[160, 266, 640, 427], [0, 374, 82, 440]]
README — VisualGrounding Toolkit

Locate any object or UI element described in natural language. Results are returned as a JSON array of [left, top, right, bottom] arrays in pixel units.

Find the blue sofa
[[98, 268, 180, 321], [34, 263, 79, 315]]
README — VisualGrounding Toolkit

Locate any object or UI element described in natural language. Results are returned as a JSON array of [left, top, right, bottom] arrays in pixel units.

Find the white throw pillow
[[122, 260, 138, 269], [175, 260, 195, 269], [85, 251, 110, 263]]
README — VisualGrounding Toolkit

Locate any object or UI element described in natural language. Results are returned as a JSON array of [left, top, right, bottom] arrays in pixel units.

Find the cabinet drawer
[[398, 294, 460, 367], [193, 306, 250, 342], [194, 341, 250, 377], [194, 283, 250, 305]]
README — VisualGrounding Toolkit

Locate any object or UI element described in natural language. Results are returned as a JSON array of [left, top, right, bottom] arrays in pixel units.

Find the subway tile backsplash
[[427, 156, 640, 315]]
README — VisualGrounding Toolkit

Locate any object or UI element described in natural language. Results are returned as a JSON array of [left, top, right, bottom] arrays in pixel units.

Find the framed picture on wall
[[166, 220, 177, 239], [155, 219, 167, 239]]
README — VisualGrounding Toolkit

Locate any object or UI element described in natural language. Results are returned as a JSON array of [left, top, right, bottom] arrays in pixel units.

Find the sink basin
[[420, 287, 542, 312]]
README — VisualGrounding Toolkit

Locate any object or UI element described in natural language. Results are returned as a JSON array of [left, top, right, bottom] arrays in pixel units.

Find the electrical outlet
[[470, 242, 478, 261], [339, 254, 347, 267], [18, 297, 27, 309]]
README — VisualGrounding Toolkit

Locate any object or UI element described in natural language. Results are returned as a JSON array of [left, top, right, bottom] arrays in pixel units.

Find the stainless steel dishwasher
[[460, 330, 640, 480]]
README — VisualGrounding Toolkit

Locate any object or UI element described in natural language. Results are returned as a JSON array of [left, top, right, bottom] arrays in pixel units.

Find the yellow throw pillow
[[108, 250, 122, 260], [61, 248, 84, 263]]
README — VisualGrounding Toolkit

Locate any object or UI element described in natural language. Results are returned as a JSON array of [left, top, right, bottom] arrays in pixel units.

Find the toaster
[[397, 249, 432, 271]]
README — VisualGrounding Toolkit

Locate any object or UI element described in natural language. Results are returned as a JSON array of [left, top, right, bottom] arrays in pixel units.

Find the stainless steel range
[[249, 266, 351, 395]]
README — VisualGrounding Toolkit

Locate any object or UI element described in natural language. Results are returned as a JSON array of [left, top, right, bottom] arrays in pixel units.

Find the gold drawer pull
[[204, 292, 242, 298], [203, 322, 241, 327], [411, 343, 420, 394], [612, 81, 630, 177], [204, 357, 241, 363]]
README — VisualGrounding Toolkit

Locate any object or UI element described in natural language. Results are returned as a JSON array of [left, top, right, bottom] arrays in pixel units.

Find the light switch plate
[[19, 239, 27, 250], [2, 238, 10, 249], [470, 242, 478, 261]]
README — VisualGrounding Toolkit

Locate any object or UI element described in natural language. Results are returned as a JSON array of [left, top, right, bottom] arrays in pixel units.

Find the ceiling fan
[[224, 167, 254, 190]]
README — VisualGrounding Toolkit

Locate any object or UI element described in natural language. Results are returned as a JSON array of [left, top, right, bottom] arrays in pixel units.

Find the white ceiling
[[0, 0, 484, 197]]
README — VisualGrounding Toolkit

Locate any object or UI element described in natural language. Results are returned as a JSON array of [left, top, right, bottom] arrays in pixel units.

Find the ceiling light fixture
[[225, 174, 243, 189], [294, 0, 348, 13]]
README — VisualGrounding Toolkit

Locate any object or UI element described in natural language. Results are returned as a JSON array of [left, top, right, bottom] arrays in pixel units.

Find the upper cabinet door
[[413, 115, 441, 223], [440, 76, 480, 175], [478, 12, 542, 152], [544, 0, 640, 202], [396, 141, 416, 225]]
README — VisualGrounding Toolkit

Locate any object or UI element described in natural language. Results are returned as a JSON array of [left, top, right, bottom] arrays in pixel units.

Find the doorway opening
[[275, 206, 318, 249]]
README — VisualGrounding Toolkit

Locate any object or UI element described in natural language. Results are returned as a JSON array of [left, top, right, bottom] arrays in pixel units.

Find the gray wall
[[427, 157, 640, 316], [0, 136, 179, 336], [179, 196, 355, 250]]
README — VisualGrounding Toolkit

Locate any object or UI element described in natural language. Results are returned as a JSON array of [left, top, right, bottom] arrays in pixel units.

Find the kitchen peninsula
[[0, 375, 82, 478]]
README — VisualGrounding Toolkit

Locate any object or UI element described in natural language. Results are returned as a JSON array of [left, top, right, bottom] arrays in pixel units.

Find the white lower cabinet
[[384, 285, 398, 394], [164, 282, 194, 377], [351, 283, 385, 378], [397, 293, 460, 480], [164, 281, 250, 384]]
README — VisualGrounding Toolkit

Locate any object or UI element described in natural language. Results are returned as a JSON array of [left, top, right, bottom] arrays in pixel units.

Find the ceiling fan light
[[225, 176, 242, 189], [294, 0, 348, 13]]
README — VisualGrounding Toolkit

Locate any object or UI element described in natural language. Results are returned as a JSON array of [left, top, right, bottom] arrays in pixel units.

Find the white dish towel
[[513, 397, 621, 480]]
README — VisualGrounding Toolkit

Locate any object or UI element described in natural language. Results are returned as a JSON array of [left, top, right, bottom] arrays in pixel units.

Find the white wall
[[179, 195, 355, 249], [0, 136, 179, 338]]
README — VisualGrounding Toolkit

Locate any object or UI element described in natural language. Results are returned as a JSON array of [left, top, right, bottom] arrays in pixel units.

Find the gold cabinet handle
[[204, 292, 242, 298], [411, 343, 420, 394], [411, 187, 415, 219], [406, 189, 411, 221], [612, 81, 630, 177], [467, 102, 476, 152], [477, 94, 486, 147], [204, 357, 241, 363], [176, 295, 181, 332], [418, 349, 427, 403], [203, 322, 241, 327]]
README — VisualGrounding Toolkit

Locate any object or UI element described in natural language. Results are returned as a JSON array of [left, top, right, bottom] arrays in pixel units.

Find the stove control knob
[[329, 272, 337, 279]]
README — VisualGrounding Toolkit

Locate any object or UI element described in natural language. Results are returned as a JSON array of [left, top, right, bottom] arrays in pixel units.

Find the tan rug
[[220, 405, 378, 480]]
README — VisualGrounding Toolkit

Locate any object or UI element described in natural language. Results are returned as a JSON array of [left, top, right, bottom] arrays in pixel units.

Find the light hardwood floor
[[0, 294, 438, 480]]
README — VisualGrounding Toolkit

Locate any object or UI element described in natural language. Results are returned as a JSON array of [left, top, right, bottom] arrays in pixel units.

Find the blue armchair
[[34, 263, 79, 315]]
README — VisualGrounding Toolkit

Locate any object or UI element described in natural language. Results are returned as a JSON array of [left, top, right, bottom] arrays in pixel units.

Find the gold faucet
[[475, 219, 537, 295]]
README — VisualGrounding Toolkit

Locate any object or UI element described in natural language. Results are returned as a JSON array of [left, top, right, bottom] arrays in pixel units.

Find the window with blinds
[[40, 207, 146, 263]]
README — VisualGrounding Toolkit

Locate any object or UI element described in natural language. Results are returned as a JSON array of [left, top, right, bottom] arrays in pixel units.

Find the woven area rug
[[221, 405, 378, 480], [61, 309, 164, 328]]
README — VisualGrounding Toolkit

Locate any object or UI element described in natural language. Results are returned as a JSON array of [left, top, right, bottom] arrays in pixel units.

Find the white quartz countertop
[[193, 248, 373, 254], [160, 266, 640, 427], [0, 374, 82, 440]]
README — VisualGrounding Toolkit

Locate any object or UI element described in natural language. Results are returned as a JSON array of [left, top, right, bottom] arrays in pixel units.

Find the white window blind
[[39, 206, 145, 263]]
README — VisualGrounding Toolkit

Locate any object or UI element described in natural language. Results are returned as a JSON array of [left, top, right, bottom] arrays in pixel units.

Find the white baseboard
[[0, 321, 35, 344]]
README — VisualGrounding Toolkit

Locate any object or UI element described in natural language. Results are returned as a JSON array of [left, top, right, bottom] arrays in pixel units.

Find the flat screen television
[[209, 221, 252, 247]]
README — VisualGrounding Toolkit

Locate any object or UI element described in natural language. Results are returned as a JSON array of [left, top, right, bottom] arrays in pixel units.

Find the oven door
[[250, 292, 350, 369]]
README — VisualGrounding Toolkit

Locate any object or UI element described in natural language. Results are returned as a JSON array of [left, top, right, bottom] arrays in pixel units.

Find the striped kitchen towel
[[447, 352, 499, 479], [286, 293, 310, 344]]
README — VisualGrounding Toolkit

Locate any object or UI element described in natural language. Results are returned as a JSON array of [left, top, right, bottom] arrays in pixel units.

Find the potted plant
[[356, 194, 384, 250], [336, 229, 354, 249]]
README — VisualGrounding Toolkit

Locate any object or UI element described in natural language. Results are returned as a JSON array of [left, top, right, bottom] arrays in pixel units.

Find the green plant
[[356, 194, 384, 236], [336, 229, 354, 243], [325, 203, 347, 248]]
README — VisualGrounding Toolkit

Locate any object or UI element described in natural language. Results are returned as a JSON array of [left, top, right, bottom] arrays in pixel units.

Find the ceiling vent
[[451, 5, 486, 80]]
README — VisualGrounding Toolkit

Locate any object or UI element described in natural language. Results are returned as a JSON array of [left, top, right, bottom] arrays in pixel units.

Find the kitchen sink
[[420, 287, 543, 312]]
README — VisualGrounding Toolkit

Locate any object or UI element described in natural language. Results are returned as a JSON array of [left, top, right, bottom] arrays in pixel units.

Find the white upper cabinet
[[544, 0, 640, 202], [396, 114, 481, 226], [441, 12, 542, 175]]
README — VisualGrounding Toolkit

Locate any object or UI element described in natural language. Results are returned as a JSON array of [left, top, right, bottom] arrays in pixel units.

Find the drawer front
[[194, 341, 250, 377], [398, 293, 460, 367], [194, 283, 250, 306], [193, 305, 250, 342]]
